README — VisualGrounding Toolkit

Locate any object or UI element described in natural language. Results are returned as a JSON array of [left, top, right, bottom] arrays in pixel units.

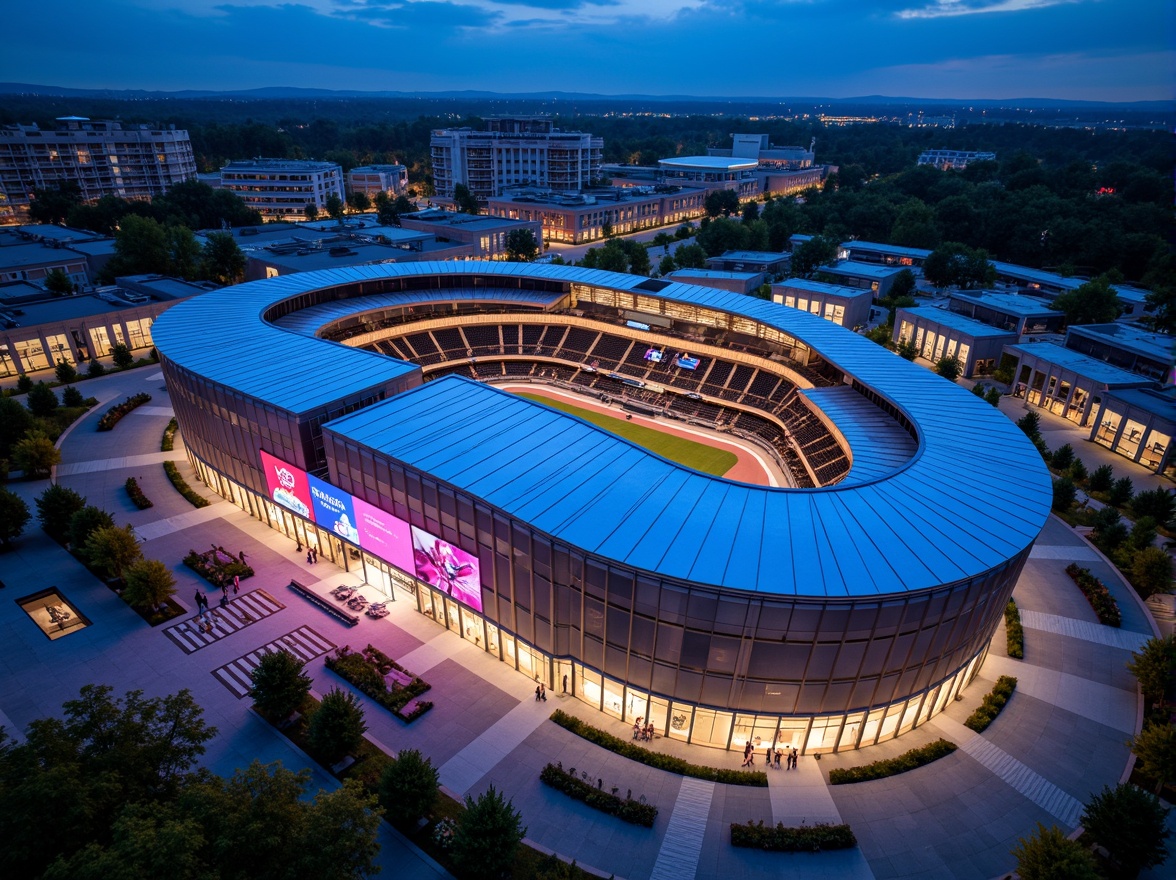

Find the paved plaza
[[0, 365, 1169, 879]]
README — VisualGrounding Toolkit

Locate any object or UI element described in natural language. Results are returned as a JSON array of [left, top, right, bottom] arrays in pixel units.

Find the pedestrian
[[221, 581, 228, 597], [562, 673, 568, 693], [232, 574, 240, 595], [540, 683, 547, 702], [766, 746, 772, 767], [312, 546, 318, 563], [790, 748, 798, 770], [193, 591, 203, 613], [239, 550, 247, 563], [535, 685, 541, 702], [774, 749, 782, 769], [219, 594, 228, 609], [307, 550, 313, 565]]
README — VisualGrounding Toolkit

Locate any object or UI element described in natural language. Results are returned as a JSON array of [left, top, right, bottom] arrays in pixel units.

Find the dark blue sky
[[7, 0, 1173, 101]]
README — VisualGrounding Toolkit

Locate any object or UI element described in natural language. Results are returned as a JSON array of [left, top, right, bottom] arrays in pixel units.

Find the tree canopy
[[1051, 273, 1121, 326]]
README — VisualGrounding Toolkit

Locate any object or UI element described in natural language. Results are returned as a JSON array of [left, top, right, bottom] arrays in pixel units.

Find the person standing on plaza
[[790, 748, 798, 770], [232, 574, 240, 595], [540, 683, 547, 701]]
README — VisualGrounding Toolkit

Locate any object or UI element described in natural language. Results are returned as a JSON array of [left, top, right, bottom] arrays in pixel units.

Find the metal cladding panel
[[160, 261, 1053, 599]]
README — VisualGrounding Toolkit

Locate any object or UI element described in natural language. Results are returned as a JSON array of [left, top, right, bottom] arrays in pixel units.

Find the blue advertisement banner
[[307, 474, 360, 544]]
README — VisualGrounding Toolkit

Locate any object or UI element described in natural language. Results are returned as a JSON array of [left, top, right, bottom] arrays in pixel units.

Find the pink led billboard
[[352, 497, 414, 573], [411, 525, 483, 612], [259, 450, 313, 518]]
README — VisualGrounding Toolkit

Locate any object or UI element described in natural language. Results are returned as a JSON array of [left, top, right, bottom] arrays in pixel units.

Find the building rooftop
[[403, 209, 534, 230], [658, 156, 759, 172], [1102, 386, 1176, 421], [898, 306, 1020, 338], [713, 251, 790, 262], [258, 240, 466, 274], [2, 294, 153, 326], [12, 224, 105, 244], [667, 270, 762, 282], [0, 243, 86, 270], [774, 278, 873, 299], [1004, 341, 1159, 387], [1066, 323, 1176, 364], [990, 262, 1082, 292], [841, 241, 933, 260], [221, 159, 341, 173], [820, 261, 908, 279], [949, 291, 1061, 318], [800, 385, 916, 486]]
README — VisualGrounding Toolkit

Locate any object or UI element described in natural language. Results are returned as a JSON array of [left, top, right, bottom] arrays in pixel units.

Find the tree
[[12, 432, 61, 478], [703, 189, 739, 218], [103, 215, 170, 280], [935, 355, 962, 380], [1052, 274, 1121, 326], [741, 200, 760, 223], [1049, 443, 1074, 471], [87, 359, 106, 378], [36, 483, 87, 544], [122, 558, 177, 611], [890, 268, 916, 300], [1131, 487, 1176, 524], [1129, 516, 1159, 552], [379, 748, 439, 826], [696, 216, 749, 257], [504, 229, 540, 262], [111, 342, 134, 369], [657, 253, 677, 276], [984, 386, 1002, 407], [249, 650, 313, 722], [0, 396, 33, 460], [1087, 464, 1114, 494], [922, 242, 997, 290], [0, 684, 215, 878], [450, 785, 525, 880], [54, 359, 78, 383], [896, 338, 919, 360], [453, 183, 479, 215], [303, 203, 320, 222], [890, 201, 941, 249], [200, 231, 246, 285], [1010, 823, 1100, 880], [0, 487, 31, 549], [620, 239, 651, 276], [346, 191, 371, 214], [1051, 477, 1076, 512], [1129, 545, 1174, 599], [326, 193, 345, 224], [67, 504, 115, 553], [83, 524, 143, 581], [27, 381, 59, 417], [593, 239, 630, 274], [1091, 506, 1129, 552], [44, 268, 75, 297], [1080, 783, 1171, 877], [673, 243, 707, 269], [307, 687, 367, 765], [1131, 723, 1176, 795], [28, 181, 83, 225], [791, 235, 839, 277], [1109, 476, 1135, 507], [166, 223, 202, 279], [1128, 635, 1176, 708]]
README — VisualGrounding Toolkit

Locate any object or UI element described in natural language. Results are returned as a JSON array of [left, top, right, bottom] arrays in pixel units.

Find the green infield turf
[[514, 392, 738, 477]]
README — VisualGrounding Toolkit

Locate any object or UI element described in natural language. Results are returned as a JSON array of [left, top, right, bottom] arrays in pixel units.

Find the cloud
[[482, 0, 618, 9], [895, 0, 1081, 20], [331, 0, 500, 28]]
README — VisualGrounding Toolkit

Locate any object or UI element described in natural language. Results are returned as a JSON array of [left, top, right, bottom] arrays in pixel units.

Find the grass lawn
[[514, 392, 738, 477]]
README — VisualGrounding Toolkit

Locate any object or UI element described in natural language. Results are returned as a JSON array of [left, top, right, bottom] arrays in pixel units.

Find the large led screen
[[353, 497, 414, 573], [411, 525, 483, 612], [307, 474, 360, 544], [259, 450, 312, 518]]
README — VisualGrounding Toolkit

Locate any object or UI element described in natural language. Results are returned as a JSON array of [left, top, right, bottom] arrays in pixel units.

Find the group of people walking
[[534, 683, 547, 701], [742, 740, 798, 770]]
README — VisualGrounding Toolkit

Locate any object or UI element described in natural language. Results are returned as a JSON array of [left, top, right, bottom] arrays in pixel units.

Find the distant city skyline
[[5, 0, 1173, 103]]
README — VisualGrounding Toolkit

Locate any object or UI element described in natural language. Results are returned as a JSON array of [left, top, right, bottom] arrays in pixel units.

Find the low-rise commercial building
[[0, 242, 91, 289], [818, 261, 907, 299], [773, 278, 873, 329], [947, 292, 1064, 336], [706, 251, 790, 277], [895, 306, 1017, 377], [398, 209, 542, 259], [1063, 323, 1175, 383], [246, 234, 473, 280], [487, 187, 706, 244], [1090, 387, 1176, 477], [347, 164, 408, 197], [220, 159, 345, 221], [666, 269, 764, 296], [657, 157, 759, 200], [916, 150, 996, 170]]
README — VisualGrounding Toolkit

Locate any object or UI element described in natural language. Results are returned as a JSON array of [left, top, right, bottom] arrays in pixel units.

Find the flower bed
[[164, 461, 210, 508], [1064, 563, 1121, 627], [540, 762, 658, 827], [97, 392, 151, 431], [1005, 599, 1024, 659], [183, 547, 254, 587], [965, 675, 1018, 733], [124, 476, 153, 510], [829, 739, 957, 785], [549, 709, 767, 787], [325, 644, 433, 721], [161, 417, 178, 452], [730, 820, 857, 852]]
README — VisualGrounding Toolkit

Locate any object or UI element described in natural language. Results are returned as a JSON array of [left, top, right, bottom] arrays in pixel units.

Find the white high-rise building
[[430, 117, 603, 202], [220, 159, 345, 220], [0, 117, 197, 223]]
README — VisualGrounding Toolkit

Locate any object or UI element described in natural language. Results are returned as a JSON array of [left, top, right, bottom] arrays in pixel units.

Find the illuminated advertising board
[[644, 347, 664, 363], [353, 497, 414, 573], [307, 474, 360, 544], [259, 450, 312, 518], [675, 354, 700, 370], [411, 525, 483, 612]]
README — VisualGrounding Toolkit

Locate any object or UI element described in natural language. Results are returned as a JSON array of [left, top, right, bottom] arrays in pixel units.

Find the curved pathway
[[0, 367, 1158, 880]]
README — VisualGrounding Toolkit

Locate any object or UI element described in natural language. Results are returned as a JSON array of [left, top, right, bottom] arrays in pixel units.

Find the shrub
[[964, 675, 1017, 733], [1051, 477, 1076, 511], [306, 686, 367, 765], [324, 644, 432, 720], [1080, 783, 1172, 877], [124, 476, 153, 510], [0, 487, 31, 549], [1012, 823, 1100, 880], [111, 343, 134, 369], [121, 558, 177, 611], [1108, 476, 1135, 507], [1133, 487, 1176, 524], [67, 504, 115, 552], [549, 709, 767, 787], [165, 461, 210, 508], [1004, 599, 1024, 659], [249, 650, 312, 723], [1091, 506, 1129, 552], [1064, 563, 1121, 627], [27, 382, 59, 417], [1131, 547, 1174, 600], [450, 786, 525, 880], [730, 820, 857, 852], [379, 749, 439, 827], [86, 359, 106, 378], [16, 374, 33, 393], [97, 392, 151, 431], [1050, 443, 1074, 471], [61, 385, 85, 408], [539, 762, 658, 827], [984, 386, 1001, 407], [828, 739, 957, 785], [54, 361, 78, 384], [182, 547, 253, 587], [1068, 458, 1087, 484], [161, 417, 178, 451], [1086, 463, 1114, 493]]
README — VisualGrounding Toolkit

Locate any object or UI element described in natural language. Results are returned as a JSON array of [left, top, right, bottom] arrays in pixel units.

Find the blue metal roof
[[156, 261, 1053, 599], [949, 292, 1060, 318], [897, 306, 1020, 339], [799, 386, 916, 486], [1003, 341, 1158, 387]]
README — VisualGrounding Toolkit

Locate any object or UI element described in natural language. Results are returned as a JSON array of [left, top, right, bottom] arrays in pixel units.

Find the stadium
[[152, 261, 1052, 754]]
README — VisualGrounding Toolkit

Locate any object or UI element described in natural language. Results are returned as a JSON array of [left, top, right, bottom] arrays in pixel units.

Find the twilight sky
[[5, 0, 1173, 101]]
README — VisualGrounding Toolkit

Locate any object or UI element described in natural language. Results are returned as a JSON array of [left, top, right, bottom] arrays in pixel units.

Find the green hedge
[[164, 461, 210, 508], [549, 709, 767, 787], [965, 675, 1017, 733], [539, 762, 658, 827], [124, 476, 153, 510], [829, 738, 957, 785], [1064, 563, 1121, 627], [1005, 599, 1024, 659], [161, 417, 178, 452], [97, 392, 151, 431], [325, 644, 433, 721], [730, 820, 857, 852]]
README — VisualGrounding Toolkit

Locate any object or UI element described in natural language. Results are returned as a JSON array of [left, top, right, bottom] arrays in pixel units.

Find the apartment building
[[0, 117, 197, 223], [430, 117, 603, 202], [347, 164, 408, 197], [220, 159, 345, 220]]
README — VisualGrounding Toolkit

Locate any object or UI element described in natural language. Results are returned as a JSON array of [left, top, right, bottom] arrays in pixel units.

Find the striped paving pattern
[[648, 778, 715, 880], [1020, 609, 1150, 652], [212, 626, 335, 697], [162, 589, 285, 654], [1028, 544, 1100, 561], [933, 715, 1083, 828]]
